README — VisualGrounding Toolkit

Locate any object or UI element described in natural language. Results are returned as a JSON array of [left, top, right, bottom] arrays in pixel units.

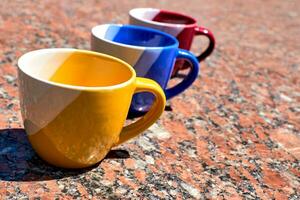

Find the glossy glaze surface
[[129, 8, 215, 73], [91, 24, 199, 115], [18, 49, 165, 168]]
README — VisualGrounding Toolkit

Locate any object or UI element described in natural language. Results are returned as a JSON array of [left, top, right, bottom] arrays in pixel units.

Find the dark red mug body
[[152, 10, 197, 50], [129, 8, 215, 76]]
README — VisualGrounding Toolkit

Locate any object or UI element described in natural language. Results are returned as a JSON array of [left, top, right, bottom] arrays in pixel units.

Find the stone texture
[[0, 0, 299, 199]]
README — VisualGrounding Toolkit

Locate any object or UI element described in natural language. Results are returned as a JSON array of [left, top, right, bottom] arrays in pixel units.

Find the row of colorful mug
[[17, 8, 215, 168]]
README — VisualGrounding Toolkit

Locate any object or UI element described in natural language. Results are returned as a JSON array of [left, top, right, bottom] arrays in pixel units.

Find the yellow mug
[[18, 48, 166, 168]]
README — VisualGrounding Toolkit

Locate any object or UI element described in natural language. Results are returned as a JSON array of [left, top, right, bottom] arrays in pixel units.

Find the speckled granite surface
[[0, 0, 299, 199]]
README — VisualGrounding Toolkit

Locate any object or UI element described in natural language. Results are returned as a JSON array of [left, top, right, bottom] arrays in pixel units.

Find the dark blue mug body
[[91, 24, 199, 117]]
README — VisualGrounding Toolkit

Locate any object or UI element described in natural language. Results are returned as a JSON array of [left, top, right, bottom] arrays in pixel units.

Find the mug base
[[28, 130, 109, 169]]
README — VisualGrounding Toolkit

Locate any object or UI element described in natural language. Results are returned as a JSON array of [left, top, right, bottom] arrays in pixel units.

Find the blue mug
[[91, 24, 199, 116]]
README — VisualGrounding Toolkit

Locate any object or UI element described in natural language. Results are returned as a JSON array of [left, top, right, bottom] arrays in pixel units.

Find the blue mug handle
[[165, 49, 200, 99]]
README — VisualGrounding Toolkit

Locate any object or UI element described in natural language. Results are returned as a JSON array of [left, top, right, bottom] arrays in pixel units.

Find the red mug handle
[[194, 26, 215, 61]]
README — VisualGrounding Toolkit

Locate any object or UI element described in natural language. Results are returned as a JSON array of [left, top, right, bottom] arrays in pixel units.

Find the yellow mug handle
[[115, 77, 166, 145]]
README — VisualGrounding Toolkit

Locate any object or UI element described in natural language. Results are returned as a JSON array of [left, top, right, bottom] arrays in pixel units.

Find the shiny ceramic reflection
[[91, 24, 199, 116], [18, 48, 166, 168], [129, 8, 215, 75]]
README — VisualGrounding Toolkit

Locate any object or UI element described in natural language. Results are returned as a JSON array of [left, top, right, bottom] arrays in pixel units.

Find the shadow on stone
[[0, 128, 130, 182], [127, 105, 173, 119], [164, 105, 173, 111]]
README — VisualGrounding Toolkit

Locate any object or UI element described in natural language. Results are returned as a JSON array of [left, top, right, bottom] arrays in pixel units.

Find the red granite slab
[[0, 0, 299, 199]]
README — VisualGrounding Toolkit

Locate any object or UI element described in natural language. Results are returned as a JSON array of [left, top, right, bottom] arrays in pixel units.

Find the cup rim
[[129, 8, 197, 28], [91, 24, 179, 50], [18, 48, 136, 91]]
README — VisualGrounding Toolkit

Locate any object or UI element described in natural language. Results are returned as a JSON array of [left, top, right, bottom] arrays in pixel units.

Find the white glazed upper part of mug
[[129, 8, 197, 36]]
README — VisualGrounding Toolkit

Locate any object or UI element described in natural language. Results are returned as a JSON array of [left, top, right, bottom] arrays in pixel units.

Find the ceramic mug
[[91, 24, 199, 116], [18, 48, 166, 168], [129, 8, 215, 75]]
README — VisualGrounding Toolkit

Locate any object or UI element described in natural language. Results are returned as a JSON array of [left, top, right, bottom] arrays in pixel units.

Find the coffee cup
[[18, 48, 166, 168], [91, 24, 199, 117], [129, 8, 215, 75]]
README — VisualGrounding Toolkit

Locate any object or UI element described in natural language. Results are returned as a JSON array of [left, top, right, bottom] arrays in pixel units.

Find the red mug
[[129, 8, 215, 76]]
